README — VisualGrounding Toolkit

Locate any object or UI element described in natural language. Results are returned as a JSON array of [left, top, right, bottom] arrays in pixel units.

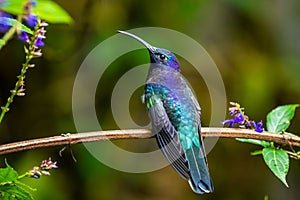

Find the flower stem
[[18, 172, 30, 180], [0, 20, 41, 123], [0, 58, 31, 123]]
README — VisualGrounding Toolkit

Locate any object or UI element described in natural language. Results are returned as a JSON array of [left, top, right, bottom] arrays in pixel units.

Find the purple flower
[[0, 11, 12, 33], [223, 102, 264, 133], [34, 37, 44, 47], [28, 166, 42, 179], [223, 119, 235, 128], [24, 0, 37, 28], [18, 30, 29, 42], [234, 112, 244, 123], [28, 158, 57, 179], [25, 13, 37, 27], [252, 121, 264, 133], [19, 20, 47, 49], [32, 174, 40, 179], [33, 27, 46, 47], [229, 106, 239, 116], [40, 157, 58, 169], [223, 112, 245, 128]]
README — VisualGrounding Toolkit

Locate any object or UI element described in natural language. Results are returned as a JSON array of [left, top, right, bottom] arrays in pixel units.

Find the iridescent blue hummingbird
[[118, 30, 213, 194]]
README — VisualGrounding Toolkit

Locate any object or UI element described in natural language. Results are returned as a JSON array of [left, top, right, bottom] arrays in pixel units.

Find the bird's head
[[118, 30, 180, 72]]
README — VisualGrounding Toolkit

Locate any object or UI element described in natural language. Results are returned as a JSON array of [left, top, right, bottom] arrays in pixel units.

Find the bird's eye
[[159, 54, 167, 60]]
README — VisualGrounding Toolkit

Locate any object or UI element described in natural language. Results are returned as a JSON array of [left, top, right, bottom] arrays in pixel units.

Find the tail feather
[[186, 145, 213, 194]]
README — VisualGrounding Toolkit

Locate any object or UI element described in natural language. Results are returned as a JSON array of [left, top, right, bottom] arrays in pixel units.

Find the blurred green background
[[1, 0, 300, 199]]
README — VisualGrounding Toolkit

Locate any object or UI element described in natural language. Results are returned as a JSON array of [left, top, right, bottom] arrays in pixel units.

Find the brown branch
[[0, 128, 300, 155]]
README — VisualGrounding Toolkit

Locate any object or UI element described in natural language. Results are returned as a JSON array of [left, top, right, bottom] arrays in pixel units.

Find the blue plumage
[[118, 30, 213, 194]]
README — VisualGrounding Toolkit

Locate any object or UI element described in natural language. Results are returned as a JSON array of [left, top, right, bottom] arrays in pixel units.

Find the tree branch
[[0, 128, 299, 155]]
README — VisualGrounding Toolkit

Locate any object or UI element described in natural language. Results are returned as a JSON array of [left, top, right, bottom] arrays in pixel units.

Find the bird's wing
[[147, 94, 190, 179], [184, 82, 201, 115]]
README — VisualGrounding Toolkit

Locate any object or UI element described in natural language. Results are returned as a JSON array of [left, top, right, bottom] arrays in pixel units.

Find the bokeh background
[[1, 0, 300, 199]]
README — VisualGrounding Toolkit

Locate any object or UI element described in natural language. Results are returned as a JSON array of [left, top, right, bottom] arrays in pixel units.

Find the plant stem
[[0, 16, 38, 123], [18, 172, 30, 180], [0, 55, 31, 123], [0, 25, 16, 50], [285, 150, 300, 160]]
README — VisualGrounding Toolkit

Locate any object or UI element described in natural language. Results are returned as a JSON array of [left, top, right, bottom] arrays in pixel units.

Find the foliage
[[0, 0, 72, 24], [0, 0, 72, 119], [266, 104, 299, 133], [262, 147, 289, 187], [0, 158, 57, 200], [225, 103, 299, 187], [33, 0, 73, 24], [0, 0, 70, 199], [0, 160, 34, 200]]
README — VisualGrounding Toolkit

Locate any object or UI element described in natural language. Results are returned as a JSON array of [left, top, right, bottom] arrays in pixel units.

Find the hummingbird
[[118, 30, 213, 194]]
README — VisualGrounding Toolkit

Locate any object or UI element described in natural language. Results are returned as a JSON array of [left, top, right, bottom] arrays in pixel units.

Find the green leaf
[[1, 0, 73, 24], [262, 147, 289, 187], [0, 161, 34, 199], [266, 104, 299, 133], [0, 161, 19, 185], [34, 0, 73, 24], [0, 0, 26, 15], [0, 17, 33, 34], [236, 138, 270, 147], [0, 185, 33, 200]]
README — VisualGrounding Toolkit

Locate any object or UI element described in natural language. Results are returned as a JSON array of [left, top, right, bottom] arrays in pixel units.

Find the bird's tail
[[185, 145, 214, 194]]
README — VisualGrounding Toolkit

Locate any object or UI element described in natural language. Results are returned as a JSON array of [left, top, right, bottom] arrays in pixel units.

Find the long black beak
[[118, 30, 157, 53]]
